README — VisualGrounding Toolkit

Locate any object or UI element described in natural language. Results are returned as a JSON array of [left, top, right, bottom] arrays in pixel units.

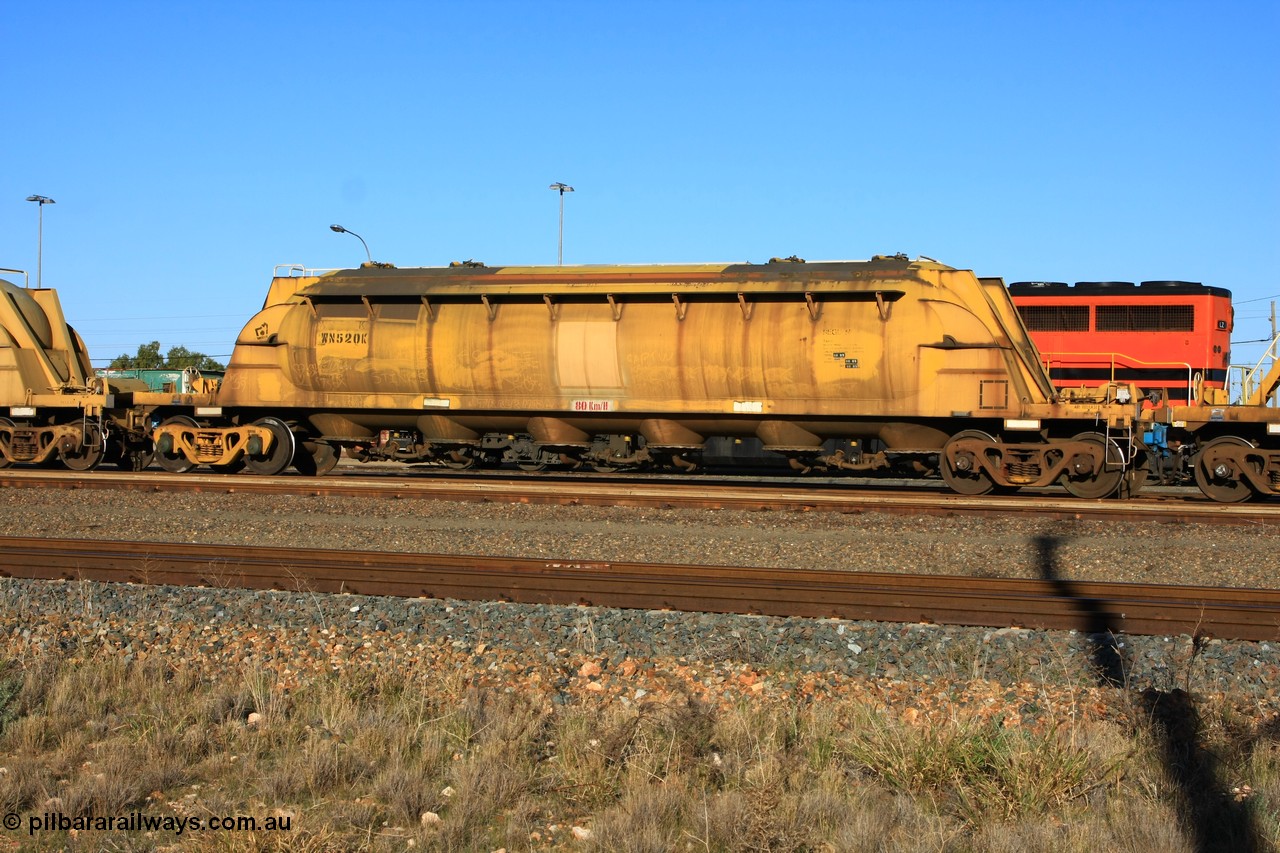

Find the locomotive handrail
[[273, 264, 339, 278], [1231, 332, 1280, 407], [1037, 351, 1192, 403], [0, 269, 30, 288]]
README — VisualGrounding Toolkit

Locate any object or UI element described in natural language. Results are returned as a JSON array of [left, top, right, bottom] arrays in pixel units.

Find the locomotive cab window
[[1095, 304, 1194, 332], [1017, 305, 1089, 332]]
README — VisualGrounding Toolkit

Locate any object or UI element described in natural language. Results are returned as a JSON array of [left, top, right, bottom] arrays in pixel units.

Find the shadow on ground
[[1034, 534, 1263, 853]]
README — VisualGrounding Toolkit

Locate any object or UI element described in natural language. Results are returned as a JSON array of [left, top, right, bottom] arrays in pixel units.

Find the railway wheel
[[1193, 436, 1258, 503], [940, 430, 997, 496], [294, 440, 340, 476], [246, 417, 296, 476], [1059, 432, 1125, 499], [156, 416, 199, 473], [60, 422, 106, 472], [0, 418, 14, 469]]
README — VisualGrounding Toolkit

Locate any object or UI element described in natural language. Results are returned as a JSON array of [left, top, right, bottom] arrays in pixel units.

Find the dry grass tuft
[[0, 647, 1274, 852]]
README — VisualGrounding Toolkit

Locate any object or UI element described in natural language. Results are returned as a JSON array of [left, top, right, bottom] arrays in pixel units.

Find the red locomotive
[[1009, 280, 1232, 405]]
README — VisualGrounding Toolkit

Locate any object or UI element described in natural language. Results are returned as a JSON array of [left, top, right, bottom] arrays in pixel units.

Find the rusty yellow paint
[[0, 279, 95, 398], [212, 257, 1127, 452]]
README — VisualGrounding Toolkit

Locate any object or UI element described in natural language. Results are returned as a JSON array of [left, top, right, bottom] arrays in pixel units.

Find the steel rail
[[0, 469, 1276, 525], [1, 537, 1276, 642]]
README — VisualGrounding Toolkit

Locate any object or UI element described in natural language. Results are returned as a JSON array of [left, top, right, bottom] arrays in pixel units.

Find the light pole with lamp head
[[25, 195, 55, 288], [329, 224, 374, 267], [548, 182, 574, 265]]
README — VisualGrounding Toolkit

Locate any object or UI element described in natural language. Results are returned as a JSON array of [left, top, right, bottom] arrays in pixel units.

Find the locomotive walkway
[[2, 536, 1276, 642]]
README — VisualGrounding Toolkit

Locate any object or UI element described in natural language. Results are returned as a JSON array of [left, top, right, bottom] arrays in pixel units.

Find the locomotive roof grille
[[1009, 280, 1231, 299]]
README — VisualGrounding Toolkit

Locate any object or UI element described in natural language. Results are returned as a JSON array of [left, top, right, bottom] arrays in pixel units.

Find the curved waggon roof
[[296, 256, 962, 300]]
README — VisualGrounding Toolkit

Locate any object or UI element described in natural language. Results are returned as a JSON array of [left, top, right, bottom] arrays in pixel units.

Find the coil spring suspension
[[1003, 462, 1041, 482], [195, 433, 221, 456], [11, 433, 39, 457]]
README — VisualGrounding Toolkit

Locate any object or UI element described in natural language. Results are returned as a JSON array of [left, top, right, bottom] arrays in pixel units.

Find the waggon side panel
[[216, 261, 1062, 437]]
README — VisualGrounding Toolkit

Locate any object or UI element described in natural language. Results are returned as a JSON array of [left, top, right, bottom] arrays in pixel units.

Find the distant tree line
[[108, 341, 225, 372]]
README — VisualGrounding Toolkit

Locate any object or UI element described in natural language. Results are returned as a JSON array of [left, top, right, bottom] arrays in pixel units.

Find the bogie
[[1193, 436, 1261, 503]]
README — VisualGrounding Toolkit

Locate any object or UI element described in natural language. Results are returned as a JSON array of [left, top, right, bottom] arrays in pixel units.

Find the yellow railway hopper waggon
[[149, 254, 1152, 498], [0, 276, 155, 471]]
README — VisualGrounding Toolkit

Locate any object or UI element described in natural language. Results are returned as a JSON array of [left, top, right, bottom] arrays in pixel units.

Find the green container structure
[[96, 368, 224, 393]]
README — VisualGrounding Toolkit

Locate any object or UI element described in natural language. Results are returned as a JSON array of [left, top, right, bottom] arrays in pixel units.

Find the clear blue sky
[[5, 1, 1278, 367]]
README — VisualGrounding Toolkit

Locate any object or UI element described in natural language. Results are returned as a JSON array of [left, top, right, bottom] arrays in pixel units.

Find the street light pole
[[548, 183, 574, 265], [25, 195, 55, 288], [329, 224, 373, 266]]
